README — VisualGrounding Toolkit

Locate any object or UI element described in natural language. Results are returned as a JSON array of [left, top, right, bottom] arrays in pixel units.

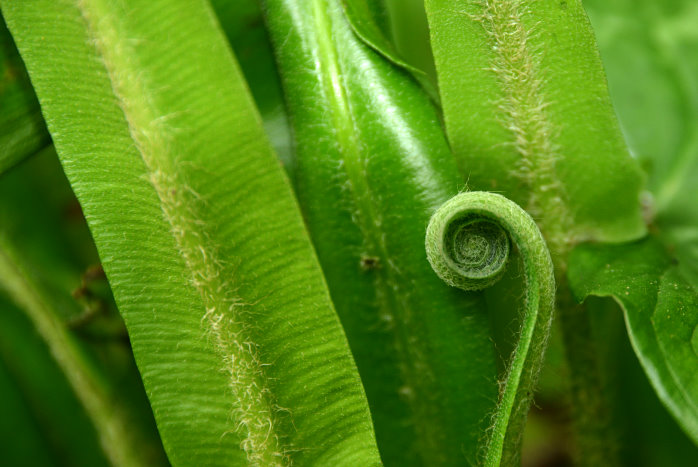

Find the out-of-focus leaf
[[2, 0, 381, 465], [0, 148, 101, 309], [425, 0, 646, 254], [568, 238, 698, 445], [0, 295, 109, 467], [590, 297, 698, 466], [0, 149, 167, 466], [263, 0, 498, 464], [209, 0, 294, 174], [574, 0, 698, 446], [0, 16, 49, 175], [584, 0, 698, 286], [380, 0, 437, 82]]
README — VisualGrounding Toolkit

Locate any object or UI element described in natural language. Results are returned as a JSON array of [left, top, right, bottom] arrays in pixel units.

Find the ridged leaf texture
[[1, 0, 381, 465]]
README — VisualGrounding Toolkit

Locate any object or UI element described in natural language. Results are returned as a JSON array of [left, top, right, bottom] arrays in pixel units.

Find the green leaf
[[2, 0, 381, 465], [568, 237, 698, 445], [574, 1, 698, 445], [424, 0, 647, 255], [0, 202, 151, 467], [584, 0, 698, 285], [263, 0, 499, 464], [341, 0, 418, 73], [0, 16, 49, 175], [209, 0, 294, 175], [584, 0, 698, 209], [592, 298, 698, 466], [0, 148, 167, 466], [340, 0, 438, 100], [0, 295, 109, 467]]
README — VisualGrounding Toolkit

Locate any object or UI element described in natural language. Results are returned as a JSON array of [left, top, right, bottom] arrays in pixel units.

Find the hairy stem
[[426, 191, 555, 465]]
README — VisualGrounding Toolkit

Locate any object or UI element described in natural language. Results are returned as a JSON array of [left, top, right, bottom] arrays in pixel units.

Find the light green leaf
[[263, 0, 499, 464], [425, 0, 647, 255], [584, 0, 698, 286], [568, 237, 698, 445], [575, 1, 698, 445], [0, 16, 49, 175], [2, 0, 381, 465]]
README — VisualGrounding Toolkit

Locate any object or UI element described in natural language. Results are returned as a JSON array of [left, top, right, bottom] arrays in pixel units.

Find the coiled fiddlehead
[[426, 191, 555, 466]]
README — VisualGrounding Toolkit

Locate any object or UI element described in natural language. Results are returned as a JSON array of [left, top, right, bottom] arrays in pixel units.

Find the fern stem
[[557, 287, 619, 467], [425, 191, 555, 465]]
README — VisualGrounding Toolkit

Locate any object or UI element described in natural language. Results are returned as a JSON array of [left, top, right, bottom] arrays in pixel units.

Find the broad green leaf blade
[[209, 0, 294, 175], [2, 0, 381, 465], [0, 16, 49, 174], [425, 0, 647, 254], [263, 0, 498, 464], [577, 2, 698, 444], [584, 0, 698, 285], [568, 238, 698, 444]]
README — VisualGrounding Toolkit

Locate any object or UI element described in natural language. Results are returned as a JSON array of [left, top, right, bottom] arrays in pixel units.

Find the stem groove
[[426, 191, 555, 465]]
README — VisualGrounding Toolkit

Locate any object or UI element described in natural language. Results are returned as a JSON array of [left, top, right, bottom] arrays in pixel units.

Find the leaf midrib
[[475, 0, 573, 258], [74, 0, 288, 463]]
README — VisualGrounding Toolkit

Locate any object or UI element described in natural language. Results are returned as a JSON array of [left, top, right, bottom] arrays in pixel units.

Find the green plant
[[0, 0, 696, 465]]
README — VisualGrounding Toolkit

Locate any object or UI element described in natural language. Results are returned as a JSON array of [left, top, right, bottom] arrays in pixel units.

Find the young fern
[[425, 191, 555, 465]]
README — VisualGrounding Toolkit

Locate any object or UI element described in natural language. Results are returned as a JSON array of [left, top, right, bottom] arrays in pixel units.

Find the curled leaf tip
[[426, 192, 510, 291], [425, 190, 555, 465]]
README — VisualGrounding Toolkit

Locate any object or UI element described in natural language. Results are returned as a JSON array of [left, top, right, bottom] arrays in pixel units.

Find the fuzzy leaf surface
[[1, 0, 381, 465], [425, 0, 646, 254]]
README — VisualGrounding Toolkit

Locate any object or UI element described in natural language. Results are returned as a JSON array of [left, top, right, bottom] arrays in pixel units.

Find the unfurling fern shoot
[[426, 191, 555, 466]]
